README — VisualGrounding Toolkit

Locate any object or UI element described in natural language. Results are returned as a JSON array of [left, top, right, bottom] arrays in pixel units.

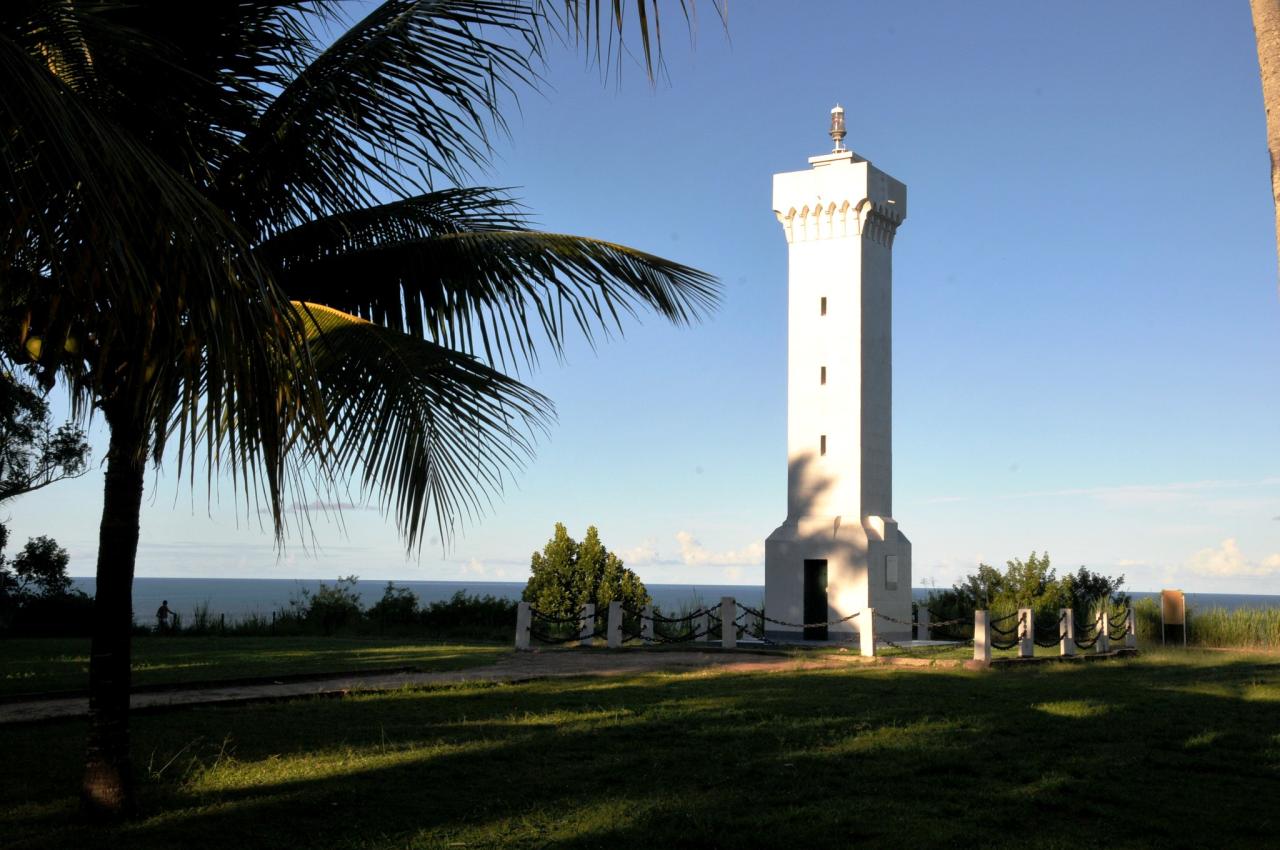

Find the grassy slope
[[0, 637, 506, 696], [3, 649, 1278, 849]]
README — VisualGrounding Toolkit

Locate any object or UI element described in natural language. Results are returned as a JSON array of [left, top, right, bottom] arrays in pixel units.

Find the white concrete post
[[697, 609, 710, 642], [973, 610, 991, 663], [917, 606, 930, 641], [641, 605, 655, 643], [1098, 610, 1111, 653], [721, 597, 737, 649], [1018, 607, 1033, 658], [860, 608, 876, 657], [515, 601, 531, 650], [607, 600, 623, 648], [1125, 606, 1137, 649], [579, 603, 595, 647], [1060, 608, 1075, 657]]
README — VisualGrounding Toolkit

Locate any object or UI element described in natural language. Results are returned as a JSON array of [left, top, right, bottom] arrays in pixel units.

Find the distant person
[[156, 600, 172, 634]]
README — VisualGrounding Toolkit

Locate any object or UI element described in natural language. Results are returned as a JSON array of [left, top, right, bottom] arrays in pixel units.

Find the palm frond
[[221, 0, 539, 237], [0, 27, 323, 522], [274, 227, 719, 370], [546, 0, 727, 82], [294, 302, 550, 547], [257, 188, 528, 267]]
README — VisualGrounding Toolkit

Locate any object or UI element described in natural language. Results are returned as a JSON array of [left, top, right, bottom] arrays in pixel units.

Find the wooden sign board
[[1161, 589, 1185, 626]]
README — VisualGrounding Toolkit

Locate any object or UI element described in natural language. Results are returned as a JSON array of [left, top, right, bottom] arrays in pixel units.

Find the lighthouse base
[[764, 515, 913, 642]]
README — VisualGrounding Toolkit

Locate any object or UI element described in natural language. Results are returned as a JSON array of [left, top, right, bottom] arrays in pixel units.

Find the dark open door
[[803, 559, 828, 640]]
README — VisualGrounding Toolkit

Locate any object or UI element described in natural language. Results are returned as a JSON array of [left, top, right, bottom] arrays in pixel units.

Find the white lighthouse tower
[[764, 106, 912, 642]]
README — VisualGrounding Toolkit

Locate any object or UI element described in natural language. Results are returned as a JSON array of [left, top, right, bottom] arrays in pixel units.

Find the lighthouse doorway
[[803, 559, 828, 640]]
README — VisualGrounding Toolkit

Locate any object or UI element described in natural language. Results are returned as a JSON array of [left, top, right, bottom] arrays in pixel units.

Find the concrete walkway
[[0, 649, 837, 725]]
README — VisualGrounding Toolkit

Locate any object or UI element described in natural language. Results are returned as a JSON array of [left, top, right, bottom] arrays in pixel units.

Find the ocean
[[70, 577, 1280, 626]]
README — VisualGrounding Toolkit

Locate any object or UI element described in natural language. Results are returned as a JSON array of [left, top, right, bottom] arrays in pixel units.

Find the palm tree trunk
[[1251, 0, 1280, 292], [80, 410, 147, 820]]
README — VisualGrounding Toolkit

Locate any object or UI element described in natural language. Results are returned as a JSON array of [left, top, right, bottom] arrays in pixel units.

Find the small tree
[[925, 551, 1127, 638], [999, 551, 1058, 611], [0, 527, 87, 634], [10, 535, 73, 598], [291, 576, 364, 636], [522, 524, 651, 619], [0, 374, 90, 503], [1060, 567, 1129, 612], [0, 373, 86, 623], [367, 582, 420, 627]]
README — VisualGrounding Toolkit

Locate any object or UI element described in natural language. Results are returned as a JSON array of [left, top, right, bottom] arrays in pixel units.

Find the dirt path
[[0, 650, 845, 725]]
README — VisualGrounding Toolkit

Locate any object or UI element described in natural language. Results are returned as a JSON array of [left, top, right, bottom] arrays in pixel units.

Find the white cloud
[[619, 540, 665, 565], [1186, 539, 1280, 578], [674, 531, 764, 567], [463, 558, 486, 576]]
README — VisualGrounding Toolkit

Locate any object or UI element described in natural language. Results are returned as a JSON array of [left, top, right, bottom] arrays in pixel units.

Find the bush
[[925, 552, 1127, 638], [0, 531, 91, 636], [368, 582, 420, 627], [522, 524, 651, 628], [420, 591, 517, 640], [291, 575, 363, 635], [134, 580, 516, 641], [5, 591, 94, 637]]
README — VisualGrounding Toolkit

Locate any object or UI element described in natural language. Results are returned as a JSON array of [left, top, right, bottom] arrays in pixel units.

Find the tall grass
[[652, 595, 708, 641], [1133, 597, 1280, 649]]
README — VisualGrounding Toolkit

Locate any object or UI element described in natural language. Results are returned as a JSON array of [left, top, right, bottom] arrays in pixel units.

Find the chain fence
[[646, 603, 721, 624], [530, 605, 589, 645], [1031, 611, 1068, 648], [737, 604, 862, 631], [988, 612, 1026, 650], [521, 599, 1136, 659], [1107, 621, 1131, 642], [528, 607, 582, 625], [870, 610, 973, 657], [620, 626, 713, 645], [1073, 632, 1102, 650]]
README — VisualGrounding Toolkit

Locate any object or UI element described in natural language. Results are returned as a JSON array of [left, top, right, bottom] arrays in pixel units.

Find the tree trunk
[[80, 410, 147, 820], [1251, 0, 1280, 292]]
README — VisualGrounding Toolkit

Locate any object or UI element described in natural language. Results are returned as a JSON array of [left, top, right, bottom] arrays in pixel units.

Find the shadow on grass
[[3, 651, 1279, 848], [0, 637, 507, 698]]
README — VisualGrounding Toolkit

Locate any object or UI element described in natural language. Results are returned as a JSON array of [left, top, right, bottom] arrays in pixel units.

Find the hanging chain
[[529, 606, 586, 625], [737, 604, 861, 630]]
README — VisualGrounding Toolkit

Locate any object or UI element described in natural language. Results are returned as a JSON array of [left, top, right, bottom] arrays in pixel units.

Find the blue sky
[[9, 1, 1280, 594]]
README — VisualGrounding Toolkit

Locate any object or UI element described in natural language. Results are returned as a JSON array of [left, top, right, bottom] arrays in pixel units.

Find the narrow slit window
[[820, 366, 827, 385], [820, 435, 827, 456], [820, 297, 827, 316]]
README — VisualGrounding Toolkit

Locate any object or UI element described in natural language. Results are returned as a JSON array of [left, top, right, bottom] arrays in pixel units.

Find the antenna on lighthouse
[[829, 104, 847, 152]]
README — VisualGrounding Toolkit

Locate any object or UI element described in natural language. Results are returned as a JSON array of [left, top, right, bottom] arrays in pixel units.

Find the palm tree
[[1, 0, 717, 818], [1253, 0, 1280, 293]]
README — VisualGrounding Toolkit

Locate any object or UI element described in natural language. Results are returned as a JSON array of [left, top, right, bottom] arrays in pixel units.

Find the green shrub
[[5, 591, 94, 637], [291, 575, 363, 635], [925, 552, 1127, 639], [414, 591, 512, 640], [522, 524, 651, 632], [0, 531, 92, 636], [368, 582, 419, 627]]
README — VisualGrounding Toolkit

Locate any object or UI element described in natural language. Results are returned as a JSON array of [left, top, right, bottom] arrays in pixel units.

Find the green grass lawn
[[0, 636, 506, 697], [3, 648, 1278, 849]]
